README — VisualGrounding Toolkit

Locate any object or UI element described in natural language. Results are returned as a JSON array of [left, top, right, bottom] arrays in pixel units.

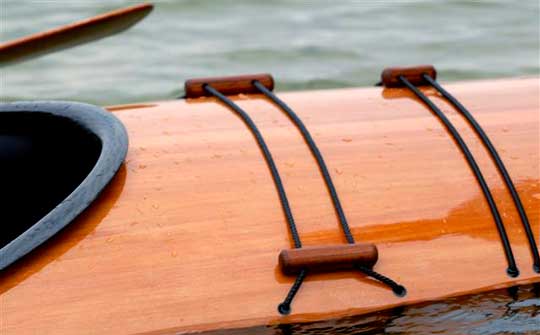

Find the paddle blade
[[0, 3, 153, 66]]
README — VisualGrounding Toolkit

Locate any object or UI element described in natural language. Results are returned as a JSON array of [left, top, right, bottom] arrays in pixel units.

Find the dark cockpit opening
[[0, 112, 102, 249]]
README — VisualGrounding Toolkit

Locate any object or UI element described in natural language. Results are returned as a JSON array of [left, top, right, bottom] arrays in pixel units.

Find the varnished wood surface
[[279, 243, 378, 275], [381, 64, 437, 87], [1, 77, 539, 334], [185, 73, 274, 98]]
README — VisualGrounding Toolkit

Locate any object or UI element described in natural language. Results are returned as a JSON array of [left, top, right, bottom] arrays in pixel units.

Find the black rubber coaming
[[422, 74, 540, 274], [398, 76, 519, 277], [0, 101, 128, 270]]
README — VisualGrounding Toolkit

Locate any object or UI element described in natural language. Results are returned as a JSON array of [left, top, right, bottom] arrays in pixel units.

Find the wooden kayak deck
[[1, 77, 539, 334]]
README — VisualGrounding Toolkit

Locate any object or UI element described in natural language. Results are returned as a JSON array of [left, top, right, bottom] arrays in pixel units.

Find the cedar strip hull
[[1, 77, 539, 334]]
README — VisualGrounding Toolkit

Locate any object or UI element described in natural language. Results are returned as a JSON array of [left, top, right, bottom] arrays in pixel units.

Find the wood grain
[[1, 77, 538, 334], [279, 244, 378, 275], [185, 74, 274, 98], [381, 65, 436, 87]]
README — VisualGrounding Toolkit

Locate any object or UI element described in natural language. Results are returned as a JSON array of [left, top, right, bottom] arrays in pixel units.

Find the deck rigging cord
[[421, 74, 540, 273], [398, 75, 519, 277], [253, 81, 354, 244], [253, 80, 406, 313], [203, 82, 405, 315], [203, 84, 302, 249]]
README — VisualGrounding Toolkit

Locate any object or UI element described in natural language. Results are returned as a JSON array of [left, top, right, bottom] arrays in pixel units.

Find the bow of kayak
[[1, 76, 539, 334]]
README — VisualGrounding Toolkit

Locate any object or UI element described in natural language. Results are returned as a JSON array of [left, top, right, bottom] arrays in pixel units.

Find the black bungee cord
[[203, 84, 308, 315], [421, 74, 539, 273], [252, 81, 406, 310], [203, 84, 303, 250], [204, 82, 405, 316], [398, 75, 519, 277]]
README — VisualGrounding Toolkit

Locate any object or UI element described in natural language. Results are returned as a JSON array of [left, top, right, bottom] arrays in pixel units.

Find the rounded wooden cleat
[[185, 73, 274, 98], [279, 243, 378, 275], [381, 65, 437, 88]]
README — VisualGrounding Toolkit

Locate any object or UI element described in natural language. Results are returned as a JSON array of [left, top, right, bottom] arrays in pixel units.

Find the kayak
[[1, 75, 539, 334]]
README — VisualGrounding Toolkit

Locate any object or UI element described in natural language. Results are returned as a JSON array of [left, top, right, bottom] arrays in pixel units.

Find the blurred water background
[[1, 0, 539, 105], [1, 1, 539, 334]]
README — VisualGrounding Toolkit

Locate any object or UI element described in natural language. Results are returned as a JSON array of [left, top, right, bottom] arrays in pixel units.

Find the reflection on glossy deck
[[1, 78, 538, 334]]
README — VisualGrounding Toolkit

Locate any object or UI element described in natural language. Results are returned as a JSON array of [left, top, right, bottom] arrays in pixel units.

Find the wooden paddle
[[0, 3, 153, 66]]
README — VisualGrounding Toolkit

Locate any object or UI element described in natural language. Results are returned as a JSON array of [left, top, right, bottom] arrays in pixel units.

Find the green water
[[1, 2, 539, 333], [1, 0, 539, 105]]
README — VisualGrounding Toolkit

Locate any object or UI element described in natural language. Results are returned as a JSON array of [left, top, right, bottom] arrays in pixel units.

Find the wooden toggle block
[[184, 73, 274, 98], [381, 65, 437, 88], [279, 243, 378, 275]]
